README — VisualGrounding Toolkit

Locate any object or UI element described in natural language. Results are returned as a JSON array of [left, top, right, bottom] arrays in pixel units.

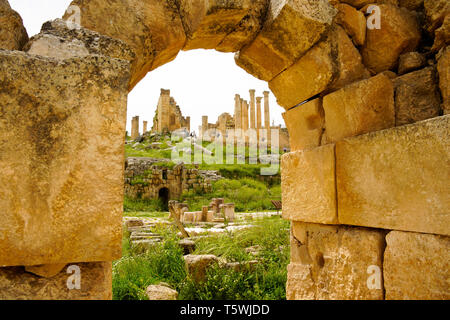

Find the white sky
[[9, 0, 285, 134]]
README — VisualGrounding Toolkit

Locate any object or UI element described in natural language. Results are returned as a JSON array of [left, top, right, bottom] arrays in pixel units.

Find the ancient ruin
[[0, 0, 449, 300], [199, 89, 290, 149], [152, 89, 191, 134], [124, 157, 221, 206]]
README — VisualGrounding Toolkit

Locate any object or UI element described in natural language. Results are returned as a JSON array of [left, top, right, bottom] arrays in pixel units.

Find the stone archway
[[0, 0, 449, 300]]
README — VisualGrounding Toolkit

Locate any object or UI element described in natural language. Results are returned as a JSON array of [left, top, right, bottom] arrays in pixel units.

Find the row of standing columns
[[235, 90, 271, 132]]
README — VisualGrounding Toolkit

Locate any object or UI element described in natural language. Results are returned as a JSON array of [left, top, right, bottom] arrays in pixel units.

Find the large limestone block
[[393, 67, 442, 126], [281, 144, 337, 224], [282, 98, 324, 152], [0, 0, 28, 50], [384, 231, 450, 300], [235, 0, 336, 81], [64, 0, 186, 90], [25, 19, 135, 62], [270, 25, 369, 109], [432, 14, 450, 52], [323, 74, 395, 143], [287, 222, 385, 300], [424, 0, 450, 33], [179, 0, 252, 51], [216, 0, 269, 52], [0, 51, 129, 267], [336, 116, 450, 236], [335, 3, 366, 46], [362, 4, 421, 74], [0, 262, 112, 300], [438, 46, 450, 115]]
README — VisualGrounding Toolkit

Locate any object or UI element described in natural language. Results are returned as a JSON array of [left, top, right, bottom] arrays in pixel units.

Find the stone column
[[264, 91, 270, 130], [242, 100, 249, 131], [131, 116, 140, 140], [143, 121, 148, 134], [234, 94, 242, 129], [202, 115, 208, 138], [256, 97, 262, 129], [249, 89, 256, 129]]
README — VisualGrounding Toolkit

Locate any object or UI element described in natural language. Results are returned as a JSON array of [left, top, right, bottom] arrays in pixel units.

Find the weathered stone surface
[[64, 0, 186, 90], [125, 219, 144, 229], [184, 255, 219, 282], [384, 231, 450, 300], [287, 222, 385, 300], [438, 46, 450, 115], [398, 0, 424, 11], [0, 0, 28, 50], [0, 51, 129, 267], [397, 51, 426, 75], [393, 67, 442, 126], [281, 144, 337, 224], [179, 0, 251, 51], [336, 116, 450, 236], [0, 262, 112, 300], [432, 14, 450, 52], [323, 74, 395, 143], [25, 19, 135, 62], [337, 0, 398, 9], [25, 263, 67, 278], [270, 26, 369, 109], [282, 98, 324, 152], [146, 284, 178, 300], [236, 0, 336, 81], [362, 4, 421, 74], [216, 0, 269, 52], [424, 0, 450, 33], [335, 3, 366, 46]]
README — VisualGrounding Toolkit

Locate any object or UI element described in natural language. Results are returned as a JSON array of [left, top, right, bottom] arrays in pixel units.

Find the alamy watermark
[[67, 265, 81, 290], [169, 128, 282, 176]]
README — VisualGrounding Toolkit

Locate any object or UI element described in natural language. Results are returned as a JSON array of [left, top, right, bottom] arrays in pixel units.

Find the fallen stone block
[[336, 116, 450, 236], [384, 230, 450, 300], [184, 255, 219, 283], [281, 144, 337, 224], [146, 284, 178, 300]]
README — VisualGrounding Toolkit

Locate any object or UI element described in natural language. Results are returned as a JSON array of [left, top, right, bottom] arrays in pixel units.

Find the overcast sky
[[9, 0, 285, 134]]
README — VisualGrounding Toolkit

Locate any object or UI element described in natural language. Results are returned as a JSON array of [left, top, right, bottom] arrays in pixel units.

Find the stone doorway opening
[[158, 187, 170, 211]]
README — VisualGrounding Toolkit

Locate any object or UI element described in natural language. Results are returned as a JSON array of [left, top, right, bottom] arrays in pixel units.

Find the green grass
[[181, 178, 281, 212], [124, 196, 168, 216], [113, 217, 290, 300]]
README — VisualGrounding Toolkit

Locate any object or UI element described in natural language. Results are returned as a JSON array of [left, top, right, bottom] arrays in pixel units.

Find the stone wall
[[280, 0, 449, 300], [124, 158, 220, 201]]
